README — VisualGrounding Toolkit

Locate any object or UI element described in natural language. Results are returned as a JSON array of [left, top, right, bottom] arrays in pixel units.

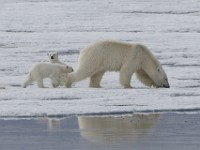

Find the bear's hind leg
[[65, 68, 95, 88], [22, 78, 33, 88], [36, 78, 45, 88], [119, 67, 133, 88], [89, 71, 105, 88]]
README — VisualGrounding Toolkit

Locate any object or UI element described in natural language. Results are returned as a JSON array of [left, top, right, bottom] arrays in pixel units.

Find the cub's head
[[48, 52, 59, 63], [153, 66, 170, 88], [66, 65, 74, 73]]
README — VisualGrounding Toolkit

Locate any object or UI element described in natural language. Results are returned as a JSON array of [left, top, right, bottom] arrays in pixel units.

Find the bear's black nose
[[51, 56, 54, 59], [163, 84, 170, 88]]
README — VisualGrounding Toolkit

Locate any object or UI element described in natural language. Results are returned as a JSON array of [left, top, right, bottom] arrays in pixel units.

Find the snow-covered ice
[[0, 0, 200, 117]]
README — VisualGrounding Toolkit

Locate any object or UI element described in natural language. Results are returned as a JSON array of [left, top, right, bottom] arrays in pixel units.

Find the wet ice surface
[[0, 113, 200, 150], [0, 0, 200, 117]]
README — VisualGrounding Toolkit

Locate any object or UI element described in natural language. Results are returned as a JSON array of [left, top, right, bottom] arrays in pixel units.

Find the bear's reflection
[[78, 114, 160, 143], [35, 117, 61, 131]]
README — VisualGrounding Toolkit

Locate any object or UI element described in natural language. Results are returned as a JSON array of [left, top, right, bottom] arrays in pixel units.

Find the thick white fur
[[23, 63, 73, 88], [48, 52, 65, 64], [65, 40, 169, 88], [48, 52, 73, 86]]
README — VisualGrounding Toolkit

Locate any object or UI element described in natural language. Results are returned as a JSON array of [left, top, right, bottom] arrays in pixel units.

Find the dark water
[[0, 113, 200, 150]]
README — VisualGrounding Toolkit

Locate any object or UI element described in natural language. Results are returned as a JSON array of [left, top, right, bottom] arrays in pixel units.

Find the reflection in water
[[47, 118, 61, 130], [36, 117, 61, 131], [1, 113, 200, 150], [78, 114, 160, 143]]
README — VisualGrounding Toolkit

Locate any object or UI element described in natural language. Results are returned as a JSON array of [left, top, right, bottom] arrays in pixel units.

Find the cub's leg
[[59, 74, 66, 86], [51, 77, 60, 88], [36, 78, 45, 88], [89, 71, 105, 88]]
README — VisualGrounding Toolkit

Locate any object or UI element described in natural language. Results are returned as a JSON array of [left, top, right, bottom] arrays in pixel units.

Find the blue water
[[0, 113, 200, 150]]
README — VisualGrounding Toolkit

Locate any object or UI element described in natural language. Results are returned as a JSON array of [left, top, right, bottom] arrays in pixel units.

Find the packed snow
[[0, 0, 200, 117]]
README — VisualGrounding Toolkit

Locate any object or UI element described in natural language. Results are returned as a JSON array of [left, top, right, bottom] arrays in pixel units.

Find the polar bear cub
[[22, 63, 73, 88], [47, 52, 68, 86], [48, 52, 64, 64]]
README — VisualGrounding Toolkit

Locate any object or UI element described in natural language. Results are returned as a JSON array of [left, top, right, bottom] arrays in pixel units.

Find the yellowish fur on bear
[[65, 40, 169, 88]]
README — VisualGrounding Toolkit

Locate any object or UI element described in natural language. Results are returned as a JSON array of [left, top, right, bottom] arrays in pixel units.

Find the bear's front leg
[[59, 73, 67, 86], [51, 78, 60, 88], [65, 77, 72, 88]]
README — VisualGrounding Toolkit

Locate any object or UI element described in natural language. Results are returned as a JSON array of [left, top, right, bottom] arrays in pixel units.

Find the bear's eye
[[66, 66, 68, 69], [157, 68, 160, 72]]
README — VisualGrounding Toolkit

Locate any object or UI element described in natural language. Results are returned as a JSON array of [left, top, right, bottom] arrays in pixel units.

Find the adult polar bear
[[65, 40, 170, 88]]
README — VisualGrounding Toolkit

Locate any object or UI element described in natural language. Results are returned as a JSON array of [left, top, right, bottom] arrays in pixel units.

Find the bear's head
[[48, 52, 59, 63], [66, 65, 74, 73], [152, 66, 170, 88]]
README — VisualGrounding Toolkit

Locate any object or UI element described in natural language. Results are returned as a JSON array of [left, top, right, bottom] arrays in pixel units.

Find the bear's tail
[[135, 69, 157, 87]]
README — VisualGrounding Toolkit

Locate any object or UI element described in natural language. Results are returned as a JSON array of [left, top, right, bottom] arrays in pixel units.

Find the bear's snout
[[163, 84, 170, 88]]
